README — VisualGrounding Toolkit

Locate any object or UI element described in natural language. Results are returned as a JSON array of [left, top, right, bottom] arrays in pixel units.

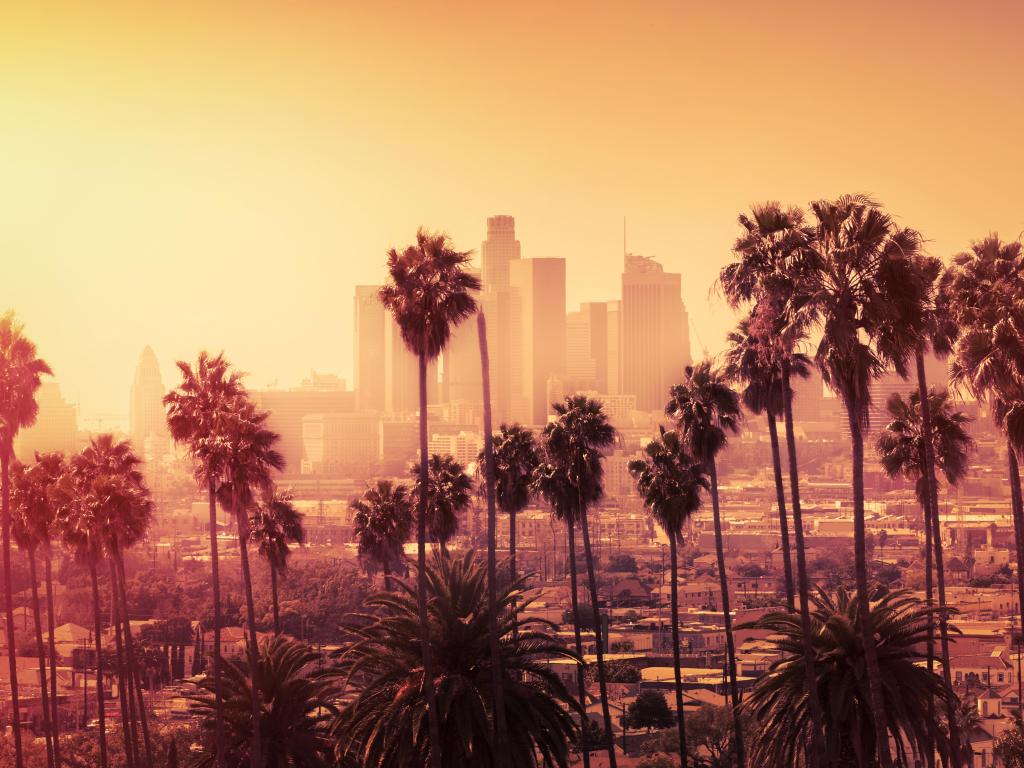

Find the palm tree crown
[[665, 360, 741, 463], [629, 427, 708, 537], [0, 311, 53, 451], [249, 489, 304, 573], [350, 480, 413, 578], [410, 453, 473, 550], [489, 424, 541, 517], [542, 396, 616, 503]]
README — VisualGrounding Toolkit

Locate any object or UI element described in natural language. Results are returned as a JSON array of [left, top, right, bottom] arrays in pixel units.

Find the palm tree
[[740, 587, 959, 768], [720, 203, 825, 759], [249, 488, 304, 635], [0, 311, 52, 768], [488, 423, 541, 586], [875, 388, 974, 760], [164, 351, 246, 768], [10, 461, 55, 768], [410, 453, 473, 556], [542, 395, 617, 768], [350, 480, 413, 583], [330, 551, 579, 767], [630, 427, 710, 768], [723, 314, 811, 610], [665, 360, 745, 765], [788, 195, 932, 768], [217, 400, 284, 768], [190, 636, 335, 768], [378, 227, 480, 768]]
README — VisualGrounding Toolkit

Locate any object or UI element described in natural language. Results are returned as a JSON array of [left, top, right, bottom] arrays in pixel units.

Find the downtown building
[[129, 345, 170, 462]]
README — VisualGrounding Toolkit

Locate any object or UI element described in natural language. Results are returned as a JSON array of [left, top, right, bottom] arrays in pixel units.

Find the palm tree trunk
[[207, 480, 225, 768], [923, 496, 936, 768], [780, 362, 824, 766], [669, 531, 687, 768], [915, 350, 960, 767], [766, 410, 795, 611], [578, 502, 617, 768], [44, 550, 61, 768], [707, 459, 745, 767], [88, 558, 109, 768], [477, 311, 510, 766], [234, 494, 264, 768], [109, 561, 138, 768], [417, 352, 444, 768], [1, 449, 24, 768], [845, 405, 893, 768], [1009, 446, 1024, 629], [270, 566, 280, 636], [116, 555, 153, 768], [566, 520, 591, 768], [509, 507, 517, 587], [28, 550, 55, 768]]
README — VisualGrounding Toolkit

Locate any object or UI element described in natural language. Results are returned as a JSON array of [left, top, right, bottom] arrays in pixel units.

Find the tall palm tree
[[410, 453, 473, 556], [350, 480, 413, 582], [787, 195, 932, 768], [532, 458, 592, 768], [330, 551, 579, 768], [378, 227, 480, 768], [543, 395, 617, 768], [217, 400, 284, 768], [164, 351, 246, 768], [630, 427, 710, 768], [0, 311, 52, 768], [723, 314, 811, 610], [720, 203, 825, 760], [249, 488, 304, 635], [10, 461, 55, 768], [488, 423, 541, 586], [875, 388, 974, 761], [740, 587, 959, 768], [190, 636, 335, 768]]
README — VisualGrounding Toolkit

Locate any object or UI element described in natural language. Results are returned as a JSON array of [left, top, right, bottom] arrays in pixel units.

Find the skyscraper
[[509, 257, 566, 425], [14, 382, 79, 463], [442, 269, 482, 407], [566, 302, 609, 394], [354, 285, 386, 413], [480, 216, 521, 423], [129, 346, 169, 460], [620, 253, 690, 411], [385, 316, 439, 414], [481, 215, 521, 291]]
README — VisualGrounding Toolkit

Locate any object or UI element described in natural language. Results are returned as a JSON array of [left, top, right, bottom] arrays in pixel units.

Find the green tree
[[330, 551, 579, 767], [487, 423, 541, 585], [665, 361, 745, 766], [410, 453, 472, 555], [996, 721, 1024, 768], [350, 480, 413, 582], [740, 587, 958, 768], [626, 691, 675, 732], [0, 311, 52, 768], [249, 487, 304, 635], [630, 427, 708, 767], [379, 228, 480, 768]]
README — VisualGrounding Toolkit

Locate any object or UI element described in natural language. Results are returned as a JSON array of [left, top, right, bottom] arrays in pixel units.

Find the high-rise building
[[566, 302, 609, 394], [481, 215, 521, 291], [354, 285, 386, 413], [442, 269, 482, 406], [129, 346, 169, 460], [509, 257, 566, 425], [385, 316, 439, 414], [620, 254, 690, 411], [15, 382, 79, 462], [606, 300, 622, 395], [480, 216, 521, 423]]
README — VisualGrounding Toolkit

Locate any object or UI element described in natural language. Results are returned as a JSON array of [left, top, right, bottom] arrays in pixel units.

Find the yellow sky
[[3, 0, 1023, 425]]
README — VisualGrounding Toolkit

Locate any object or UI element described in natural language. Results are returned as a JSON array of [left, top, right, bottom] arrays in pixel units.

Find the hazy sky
[[3, 1, 1023, 427]]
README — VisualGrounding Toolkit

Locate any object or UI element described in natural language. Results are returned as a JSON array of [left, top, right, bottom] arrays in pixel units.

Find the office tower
[[620, 254, 690, 411], [301, 412, 380, 476], [129, 346, 169, 460], [509, 258, 566, 425], [354, 285, 386, 413], [480, 216, 520, 423], [606, 300, 621, 395], [566, 302, 609, 394], [385, 316, 439, 414], [15, 382, 79, 463], [481, 215, 521, 291], [442, 269, 482, 406], [253, 374, 356, 476]]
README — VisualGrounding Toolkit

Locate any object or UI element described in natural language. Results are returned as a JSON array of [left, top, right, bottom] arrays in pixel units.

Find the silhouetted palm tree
[[543, 395, 617, 768], [721, 203, 825, 757], [330, 551, 579, 768], [410, 453, 472, 556], [488, 423, 541, 586], [218, 401, 284, 768], [740, 587, 958, 768], [350, 480, 413, 583], [164, 351, 246, 768], [379, 228, 480, 768], [191, 636, 335, 768], [789, 195, 932, 768], [249, 488, 304, 635], [630, 427, 709, 768], [0, 311, 51, 768]]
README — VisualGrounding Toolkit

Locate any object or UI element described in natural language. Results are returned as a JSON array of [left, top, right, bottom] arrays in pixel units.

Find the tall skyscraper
[[354, 285, 386, 413], [479, 215, 521, 422], [620, 254, 690, 411], [129, 346, 169, 460], [15, 382, 79, 463], [606, 300, 621, 395], [442, 269, 482, 406], [385, 316, 439, 414], [566, 302, 609, 394], [481, 215, 521, 291], [509, 257, 566, 425]]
